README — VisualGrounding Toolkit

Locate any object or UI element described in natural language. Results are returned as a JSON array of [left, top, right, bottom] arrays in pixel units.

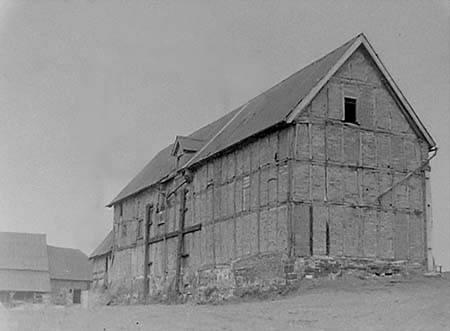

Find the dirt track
[[1, 273, 449, 331]]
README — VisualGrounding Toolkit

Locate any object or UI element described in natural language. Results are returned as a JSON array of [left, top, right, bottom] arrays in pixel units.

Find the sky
[[0, 0, 448, 269]]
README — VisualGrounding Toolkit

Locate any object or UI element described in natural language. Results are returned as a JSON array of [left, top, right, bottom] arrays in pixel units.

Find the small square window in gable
[[344, 97, 358, 124]]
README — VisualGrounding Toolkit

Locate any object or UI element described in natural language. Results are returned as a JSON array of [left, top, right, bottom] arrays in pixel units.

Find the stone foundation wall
[[188, 253, 424, 303], [106, 250, 425, 304]]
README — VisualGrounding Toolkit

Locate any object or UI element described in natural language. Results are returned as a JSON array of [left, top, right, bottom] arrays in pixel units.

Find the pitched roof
[[89, 230, 113, 259], [184, 35, 359, 167], [108, 107, 240, 206], [0, 232, 51, 292], [108, 33, 436, 206], [47, 246, 92, 282], [0, 232, 49, 271]]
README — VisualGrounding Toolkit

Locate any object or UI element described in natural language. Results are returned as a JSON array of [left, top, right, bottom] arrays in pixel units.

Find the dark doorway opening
[[73, 289, 81, 304]]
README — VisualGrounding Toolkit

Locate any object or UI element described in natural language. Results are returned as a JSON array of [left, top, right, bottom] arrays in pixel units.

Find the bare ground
[[1, 273, 449, 331]]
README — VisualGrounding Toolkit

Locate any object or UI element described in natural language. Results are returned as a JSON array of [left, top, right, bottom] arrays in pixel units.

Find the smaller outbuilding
[[47, 245, 92, 305], [89, 230, 113, 289], [0, 232, 51, 304], [0, 231, 92, 306]]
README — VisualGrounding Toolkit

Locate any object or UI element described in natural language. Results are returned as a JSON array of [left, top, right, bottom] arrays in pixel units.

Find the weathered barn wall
[[92, 254, 112, 288], [291, 47, 428, 267], [187, 127, 290, 263], [108, 125, 293, 301]]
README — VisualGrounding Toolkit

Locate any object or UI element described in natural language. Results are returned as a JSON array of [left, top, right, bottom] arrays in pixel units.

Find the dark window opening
[[137, 219, 143, 239], [118, 203, 123, 217], [121, 223, 127, 238], [344, 97, 357, 124], [146, 205, 153, 240], [73, 289, 81, 304]]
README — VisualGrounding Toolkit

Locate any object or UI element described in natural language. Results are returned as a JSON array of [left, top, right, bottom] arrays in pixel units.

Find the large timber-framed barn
[[104, 34, 436, 302]]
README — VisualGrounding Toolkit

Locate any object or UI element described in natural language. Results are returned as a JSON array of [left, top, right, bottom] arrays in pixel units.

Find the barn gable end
[[291, 44, 432, 264]]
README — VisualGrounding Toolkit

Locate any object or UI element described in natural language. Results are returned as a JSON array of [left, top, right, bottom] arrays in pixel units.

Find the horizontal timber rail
[[147, 223, 202, 245]]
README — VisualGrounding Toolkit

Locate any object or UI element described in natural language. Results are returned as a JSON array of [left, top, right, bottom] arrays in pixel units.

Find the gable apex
[[286, 33, 436, 149]]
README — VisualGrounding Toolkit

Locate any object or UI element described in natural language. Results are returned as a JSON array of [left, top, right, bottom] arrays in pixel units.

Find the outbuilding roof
[[47, 245, 92, 282], [108, 33, 436, 207], [89, 230, 113, 259], [0, 232, 51, 292], [0, 232, 49, 271]]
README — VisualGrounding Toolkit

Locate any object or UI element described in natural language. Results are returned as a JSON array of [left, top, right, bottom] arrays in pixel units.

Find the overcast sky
[[0, 0, 448, 269]]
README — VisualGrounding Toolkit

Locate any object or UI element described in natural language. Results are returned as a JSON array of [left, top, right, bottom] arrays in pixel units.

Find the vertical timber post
[[287, 124, 296, 257], [425, 169, 434, 271], [143, 204, 152, 300], [175, 187, 187, 294]]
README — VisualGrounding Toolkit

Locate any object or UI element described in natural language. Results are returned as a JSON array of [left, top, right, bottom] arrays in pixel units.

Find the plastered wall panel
[[361, 132, 377, 167], [328, 83, 342, 120], [393, 213, 409, 260], [404, 139, 420, 171], [327, 125, 342, 162], [311, 165, 325, 201], [409, 212, 424, 261], [313, 205, 327, 255], [343, 127, 359, 165], [391, 136, 405, 170], [376, 134, 391, 169], [343, 207, 359, 257], [327, 166, 343, 203], [293, 204, 310, 256], [311, 87, 328, 118], [296, 124, 310, 160], [276, 205, 288, 252], [293, 163, 309, 201], [358, 85, 374, 128], [343, 168, 359, 204], [329, 205, 344, 256], [362, 208, 377, 258], [278, 164, 289, 203], [311, 124, 325, 161], [378, 211, 394, 259], [278, 128, 289, 161], [375, 88, 391, 130]]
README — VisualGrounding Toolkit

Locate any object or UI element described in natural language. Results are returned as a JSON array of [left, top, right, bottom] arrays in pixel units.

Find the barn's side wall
[[291, 47, 428, 273], [182, 127, 293, 298], [108, 125, 294, 301]]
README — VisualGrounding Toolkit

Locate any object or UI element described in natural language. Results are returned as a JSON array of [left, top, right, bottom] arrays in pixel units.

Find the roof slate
[[47, 245, 92, 281]]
